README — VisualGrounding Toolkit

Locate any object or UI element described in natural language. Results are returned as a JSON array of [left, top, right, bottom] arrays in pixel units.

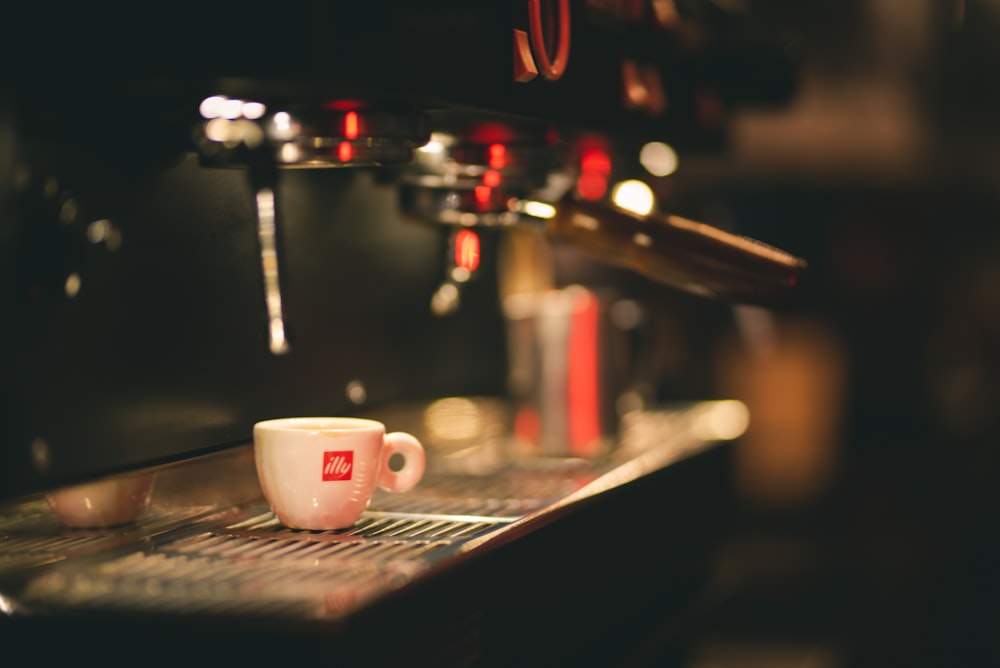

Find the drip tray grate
[[228, 510, 515, 539], [16, 506, 514, 620]]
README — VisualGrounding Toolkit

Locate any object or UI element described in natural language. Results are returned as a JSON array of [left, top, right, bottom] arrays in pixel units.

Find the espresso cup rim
[[254, 416, 383, 433]]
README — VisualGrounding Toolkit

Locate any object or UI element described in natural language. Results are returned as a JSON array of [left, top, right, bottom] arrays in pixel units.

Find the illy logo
[[322, 451, 353, 481]]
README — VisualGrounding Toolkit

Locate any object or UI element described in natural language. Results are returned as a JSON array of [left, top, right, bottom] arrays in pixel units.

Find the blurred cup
[[253, 417, 425, 531], [46, 471, 156, 529]]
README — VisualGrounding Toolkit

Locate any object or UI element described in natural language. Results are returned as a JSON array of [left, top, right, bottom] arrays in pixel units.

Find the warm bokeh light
[[431, 282, 460, 317], [418, 133, 450, 154], [204, 118, 230, 143], [691, 400, 751, 441], [199, 95, 228, 119], [612, 179, 655, 215], [200, 96, 267, 123], [64, 272, 81, 298], [242, 101, 266, 120], [633, 232, 653, 247], [220, 98, 242, 120], [87, 219, 111, 243], [270, 112, 294, 141], [639, 141, 678, 177], [279, 143, 301, 163], [425, 397, 484, 443], [609, 298, 643, 330], [516, 199, 556, 219], [716, 320, 847, 508], [345, 380, 367, 405], [203, 118, 264, 148]]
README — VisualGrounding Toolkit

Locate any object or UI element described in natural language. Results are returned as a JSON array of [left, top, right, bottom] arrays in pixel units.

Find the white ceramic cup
[[46, 472, 156, 529], [253, 417, 426, 531]]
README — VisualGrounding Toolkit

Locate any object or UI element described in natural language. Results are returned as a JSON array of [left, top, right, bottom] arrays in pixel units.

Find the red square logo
[[322, 451, 353, 481]]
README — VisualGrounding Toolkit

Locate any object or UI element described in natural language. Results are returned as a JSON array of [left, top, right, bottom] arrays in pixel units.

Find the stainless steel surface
[[543, 195, 808, 308], [398, 116, 807, 308], [0, 401, 727, 625], [253, 185, 291, 355]]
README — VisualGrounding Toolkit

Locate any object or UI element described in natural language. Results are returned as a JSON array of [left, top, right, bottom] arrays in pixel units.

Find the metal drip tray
[[0, 465, 591, 622], [0, 402, 733, 651], [18, 509, 481, 621]]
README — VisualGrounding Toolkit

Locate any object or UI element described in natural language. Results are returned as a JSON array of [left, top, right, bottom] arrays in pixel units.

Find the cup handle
[[379, 431, 426, 493]]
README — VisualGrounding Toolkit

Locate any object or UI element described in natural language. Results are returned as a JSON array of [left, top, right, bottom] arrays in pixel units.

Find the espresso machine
[[0, 1, 812, 663]]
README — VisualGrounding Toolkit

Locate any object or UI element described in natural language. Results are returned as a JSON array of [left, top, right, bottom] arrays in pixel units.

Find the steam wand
[[248, 158, 291, 355]]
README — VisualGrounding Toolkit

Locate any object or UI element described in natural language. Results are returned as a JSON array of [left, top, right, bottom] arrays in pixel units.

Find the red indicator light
[[344, 111, 359, 139], [577, 147, 612, 200], [483, 169, 501, 187], [467, 122, 515, 145], [323, 100, 363, 111], [474, 185, 492, 210], [488, 143, 506, 169], [576, 171, 608, 201], [455, 229, 481, 272], [338, 141, 353, 162], [580, 149, 611, 174]]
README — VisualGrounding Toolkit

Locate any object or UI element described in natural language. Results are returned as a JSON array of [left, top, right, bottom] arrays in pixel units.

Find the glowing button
[[344, 111, 359, 139], [488, 143, 506, 169], [338, 141, 353, 162], [454, 229, 481, 272]]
